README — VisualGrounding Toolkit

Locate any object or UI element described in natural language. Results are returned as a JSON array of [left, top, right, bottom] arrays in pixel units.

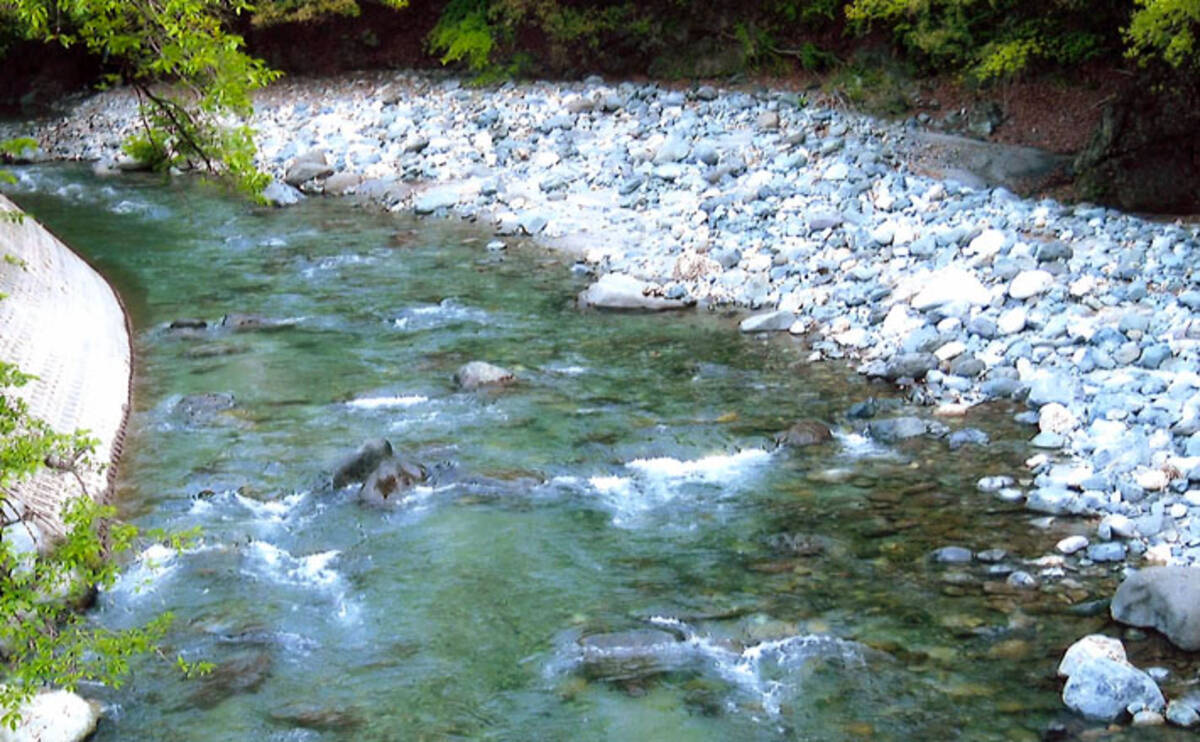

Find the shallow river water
[[5, 165, 1180, 741]]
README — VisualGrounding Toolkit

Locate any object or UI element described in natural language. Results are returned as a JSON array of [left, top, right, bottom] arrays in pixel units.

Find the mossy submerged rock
[[774, 420, 834, 448], [332, 438, 393, 488]]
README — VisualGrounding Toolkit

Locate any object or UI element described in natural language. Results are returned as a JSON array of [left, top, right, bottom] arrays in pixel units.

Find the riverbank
[[9, 70, 1200, 578], [0, 194, 131, 547]]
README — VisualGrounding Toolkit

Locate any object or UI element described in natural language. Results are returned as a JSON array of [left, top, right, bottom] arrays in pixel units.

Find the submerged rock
[[332, 438, 394, 489], [190, 651, 273, 709], [269, 702, 362, 731], [774, 420, 833, 448], [577, 628, 689, 682], [454, 361, 515, 390], [358, 455, 428, 507], [174, 393, 235, 424], [1111, 567, 1200, 650]]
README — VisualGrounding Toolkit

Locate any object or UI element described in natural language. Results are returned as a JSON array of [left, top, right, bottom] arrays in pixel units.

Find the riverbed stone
[[740, 310, 796, 333], [578, 274, 690, 311], [775, 420, 834, 448], [284, 151, 333, 186], [332, 438, 394, 488], [577, 628, 687, 681], [358, 455, 428, 507], [867, 416, 931, 442], [1062, 656, 1164, 721], [454, 361, 515, 390], [1058, 634, 1127, 678], [1009, 270, 1054, 300], [1111, 567, 1200, 650]]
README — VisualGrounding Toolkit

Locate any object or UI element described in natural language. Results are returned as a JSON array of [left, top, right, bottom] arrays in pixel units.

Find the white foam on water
[[244, 541, 342, 589], [585, 449, 771, 527], [834, 431, 901, 459], [346, 395, 429, 410], [188, 491, 308, 527], [646, 616, 870, 717], [626, 449, 771, 480], [107, 542, 205, 598], [391, 300, 491, 332]]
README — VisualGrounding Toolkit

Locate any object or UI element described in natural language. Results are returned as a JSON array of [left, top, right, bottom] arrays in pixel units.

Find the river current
[[4, 165, 1158, 741]]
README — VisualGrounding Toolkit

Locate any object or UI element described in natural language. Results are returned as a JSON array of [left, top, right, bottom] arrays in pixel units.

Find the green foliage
[[845, 0, 1120, 81], [429, 0, 496, 73], [0, 282, 207, 726], [2, 0, 282, 195], [1126, 0, 1200, 67], [250, 0, 408, 27]]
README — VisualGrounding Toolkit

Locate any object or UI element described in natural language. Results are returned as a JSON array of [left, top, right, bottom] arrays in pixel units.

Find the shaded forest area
[[1, 0, 1197, 212]]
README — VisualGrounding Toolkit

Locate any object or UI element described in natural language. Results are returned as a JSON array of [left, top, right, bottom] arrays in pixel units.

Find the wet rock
[[930, 546, 972, 563], [221, 313, 281, 331], [867, 416, 937, 443], [168, 318, 207, 330], [1111, 567, 1200, 650], [882, 352, 938, 381], [284, 151, 332, 186], [577, 628, 688, 681], [1062, 656, 1164, 721], [740, 310, 796, 333], [1060, 635, 1128, 681], [0, 689, 100, 742], [577, 273, 690, 311], [358, 455, 428, 507], [454, 361, 515, 390], [174, 393, 235, 424], [948, 428, 989, 450], [1167, 700, 1200, 727], [332, 438, 394, 489], [262, 180, 304, 207], [774, 420, 833, 448], [190, 651, 272, 709], [269, 703, 362, 731]]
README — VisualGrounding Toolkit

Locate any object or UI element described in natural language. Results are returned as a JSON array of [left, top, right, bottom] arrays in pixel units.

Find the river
[[5, 164, 1164, 741]]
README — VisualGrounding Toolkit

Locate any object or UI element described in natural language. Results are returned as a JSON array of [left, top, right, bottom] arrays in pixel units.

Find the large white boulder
[[1062, 656, 1164, 721], [0, 690, 100, 742], [1112, 567, 1200, 650]]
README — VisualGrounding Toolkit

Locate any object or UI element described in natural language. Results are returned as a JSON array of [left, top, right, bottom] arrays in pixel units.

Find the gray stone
[[867, 417, 930, 442], [1062, 656, 1164, 721], [1087, 542, 1127, 562], [454, 361, 515, 390], [413, 186, 461, 214], [883, 352, 938, 381], [262, 180, 304, 207], [358, 455, 428, 507], [774, 420, 833, 448], [1167, 700, 1200, 727], [578, 274, 690, 312], [284, 151, 333, 186], [740, 310, 796, 333], [948, 428, 990, 450], [1112, 567, 1200, 650], [332, 439, 394, 489], [930, 546, 972, 563], [1058, 635, 1127, 678]]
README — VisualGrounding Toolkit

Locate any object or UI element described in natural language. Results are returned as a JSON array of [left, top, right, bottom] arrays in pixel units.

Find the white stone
[[910, 267, 990, 310], [934, 341, 967, 362], [823, 162, 849, 181], [997, 306, 1027, 335], [1009, 269, 1055, 300], [1056, 535, 1090, 555], [967, 228, 1007, 258], [1135, 468, 1170, 491], [0, 690, 100, 742], [1039, 403, 1078, 434]]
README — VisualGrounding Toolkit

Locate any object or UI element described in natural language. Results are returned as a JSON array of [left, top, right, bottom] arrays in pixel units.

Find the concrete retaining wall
[[0, 194, 131, 549]]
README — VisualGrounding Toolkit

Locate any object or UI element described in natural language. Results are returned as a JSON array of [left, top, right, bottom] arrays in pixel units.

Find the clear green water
[[4, 165, 1173, 741]]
